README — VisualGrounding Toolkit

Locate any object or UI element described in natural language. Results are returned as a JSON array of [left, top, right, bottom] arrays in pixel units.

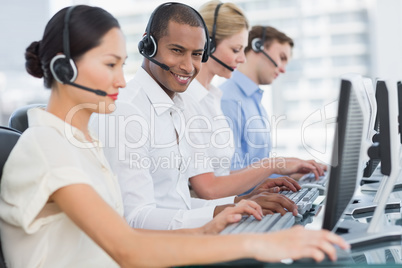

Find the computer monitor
[[323, 78, 402, 247], [344, 80, 401, 214], [321, 74, 370, 232], [362, 78, 381, 178]]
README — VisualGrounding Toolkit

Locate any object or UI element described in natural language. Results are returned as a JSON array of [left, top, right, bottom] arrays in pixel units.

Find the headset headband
[[210, 2, 223, 54], [63, 6, 77, 61]]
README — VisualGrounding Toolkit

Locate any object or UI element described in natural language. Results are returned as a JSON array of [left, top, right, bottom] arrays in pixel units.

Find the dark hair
[[150, 3, 205, 42], [25, 5, 120, 88], [245, 25, 294, 54]]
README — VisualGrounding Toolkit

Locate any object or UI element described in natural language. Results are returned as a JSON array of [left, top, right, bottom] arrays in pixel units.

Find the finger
[[299, 162, 321, 180], [271, 177, 299, 192], [285, 176, 302, 191], [226, 213, 243, 224], [236, 200, 263, 219], [262, 209, 274, 215], [317, 240, 337, 262], [267, 186, 280, 193], [306, 248, 326, 263], [324, 231, 350, 251], [264, 195, 296, 215], [308, 160, 326, 177]]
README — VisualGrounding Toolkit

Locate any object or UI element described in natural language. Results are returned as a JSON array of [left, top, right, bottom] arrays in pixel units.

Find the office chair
[[0, 126, 21, 268], [8, 104, 46, 133]]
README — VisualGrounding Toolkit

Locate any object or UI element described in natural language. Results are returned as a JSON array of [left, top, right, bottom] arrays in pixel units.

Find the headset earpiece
[[209, 37, 216, 54], [139, 2, 209, 63], [251, 38, 263, 52], [50, 54, 78, 84], [138, 34, 158, 58]]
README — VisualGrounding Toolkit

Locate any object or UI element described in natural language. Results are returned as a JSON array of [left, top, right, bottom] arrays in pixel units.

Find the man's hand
[[254, 176, 302, 193], [235, 192, 298, 216]]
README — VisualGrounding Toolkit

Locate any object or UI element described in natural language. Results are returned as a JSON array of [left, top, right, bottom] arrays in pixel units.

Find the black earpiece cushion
[[50, 54, 78, 84]]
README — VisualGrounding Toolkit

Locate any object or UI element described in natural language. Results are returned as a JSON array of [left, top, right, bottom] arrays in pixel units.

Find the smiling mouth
[[172, 72, 192, 84]]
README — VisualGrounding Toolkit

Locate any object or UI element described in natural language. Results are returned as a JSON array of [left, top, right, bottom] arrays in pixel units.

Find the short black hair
[[150, 3, 205, 42]]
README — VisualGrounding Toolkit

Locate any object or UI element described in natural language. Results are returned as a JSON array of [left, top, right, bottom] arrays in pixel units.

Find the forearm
[[119, 231, 253, 267], [191, 159, 275, 199]]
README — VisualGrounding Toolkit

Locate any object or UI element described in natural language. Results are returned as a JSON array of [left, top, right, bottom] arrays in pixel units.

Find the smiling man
[[92, 3, 303, 231]]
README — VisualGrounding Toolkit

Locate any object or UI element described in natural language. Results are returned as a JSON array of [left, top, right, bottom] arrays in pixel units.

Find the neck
[[237, 60, 259, 85], [47, 89, 93, 142], [196, 62, 215, 89]]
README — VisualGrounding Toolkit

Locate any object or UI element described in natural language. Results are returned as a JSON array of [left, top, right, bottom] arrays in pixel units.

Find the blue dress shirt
[[220, 70, 272, 170]]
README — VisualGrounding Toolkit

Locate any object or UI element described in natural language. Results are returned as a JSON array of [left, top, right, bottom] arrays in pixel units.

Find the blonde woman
[[183, 1, 325, 199]]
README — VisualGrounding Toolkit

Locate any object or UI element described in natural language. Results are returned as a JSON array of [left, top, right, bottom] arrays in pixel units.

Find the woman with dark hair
[[0, 4, 348, 268]]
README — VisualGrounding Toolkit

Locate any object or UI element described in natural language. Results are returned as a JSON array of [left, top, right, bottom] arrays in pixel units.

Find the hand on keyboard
[[244, 192, 298, 216], [253, 176, 301, 194], [205, 200, 263, 234], [250, 226, 350, 263], [268, 157, 327, 179]]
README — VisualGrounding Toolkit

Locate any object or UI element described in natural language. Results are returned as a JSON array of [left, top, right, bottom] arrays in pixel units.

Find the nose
[[237, 50, 246, 64], [279, 63, 286, 74], [114, 68, 126, 89], [179, 54, 195, 74]]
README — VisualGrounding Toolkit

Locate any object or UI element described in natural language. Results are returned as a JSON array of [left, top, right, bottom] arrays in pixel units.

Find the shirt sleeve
[[0, 129, 93, 234], [221, 99, 247, 170]]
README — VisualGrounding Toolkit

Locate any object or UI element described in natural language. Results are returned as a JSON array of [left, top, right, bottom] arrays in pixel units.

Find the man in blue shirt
[[220, 26, 293, 170]]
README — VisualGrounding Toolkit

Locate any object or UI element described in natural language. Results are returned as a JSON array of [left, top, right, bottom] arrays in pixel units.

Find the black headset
[[49, 6, 107, 96], [209, 2, 223, 54], [50, 6, 78, 85], [251, 26, 278, 68], [138, 2, 210, 63], [208, 3, 235, 72]]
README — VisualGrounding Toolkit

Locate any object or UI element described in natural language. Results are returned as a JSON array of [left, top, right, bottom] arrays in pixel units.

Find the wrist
[[242, 234, 259, 259]]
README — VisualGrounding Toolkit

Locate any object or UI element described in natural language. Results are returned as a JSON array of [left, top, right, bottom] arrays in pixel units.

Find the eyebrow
[[105, 54, 128, 60], [168, 44, 204, 53]]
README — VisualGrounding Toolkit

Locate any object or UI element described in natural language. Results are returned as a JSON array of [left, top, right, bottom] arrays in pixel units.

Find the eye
[[193, 52, 203, 57], [107, 63, 116, 68], [232, 49, 240, 53], [172, 48, 182, 54]]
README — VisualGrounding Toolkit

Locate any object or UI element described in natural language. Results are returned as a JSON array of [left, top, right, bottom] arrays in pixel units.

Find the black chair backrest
[[8, 104, 46, 133], [0, 126, 21, 268], [0, 126, 21, 179]]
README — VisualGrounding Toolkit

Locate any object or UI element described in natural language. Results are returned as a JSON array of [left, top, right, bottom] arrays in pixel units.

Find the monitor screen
[[322, 75, 370, 231]]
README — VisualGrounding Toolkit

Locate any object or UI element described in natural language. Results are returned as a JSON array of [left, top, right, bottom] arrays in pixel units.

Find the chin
[[219, 69, 233, 79]]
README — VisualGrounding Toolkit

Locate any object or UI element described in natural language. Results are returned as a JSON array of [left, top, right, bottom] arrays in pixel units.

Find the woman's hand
[[202, 200, 263, 235], [267, 157, 327, 180], [251, 226, 350, 262]]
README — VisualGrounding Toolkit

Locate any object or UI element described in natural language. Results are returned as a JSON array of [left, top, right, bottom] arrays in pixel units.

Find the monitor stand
[[337, 220, 402, 248], [345, 174, 402, 215], [339, 171, 402, 247], [343, 194, 401, 215]]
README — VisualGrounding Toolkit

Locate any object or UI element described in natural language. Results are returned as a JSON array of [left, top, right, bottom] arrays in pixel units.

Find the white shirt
[[0, 108, 121, 268], [182, 79, 235, 176], [92, 67, 235, 230]]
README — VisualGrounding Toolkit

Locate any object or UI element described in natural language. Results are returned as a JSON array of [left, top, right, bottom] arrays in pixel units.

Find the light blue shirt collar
[[231, 70, 261, 97]]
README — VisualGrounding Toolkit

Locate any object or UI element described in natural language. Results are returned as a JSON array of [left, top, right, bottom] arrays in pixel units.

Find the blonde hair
[[199, 0, 249, 46]]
